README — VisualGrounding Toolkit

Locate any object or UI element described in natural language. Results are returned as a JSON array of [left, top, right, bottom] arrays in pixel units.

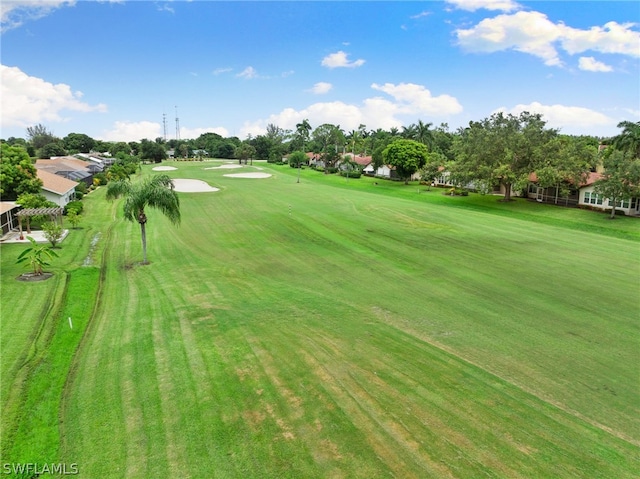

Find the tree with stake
[[106, 174, 181, 264]]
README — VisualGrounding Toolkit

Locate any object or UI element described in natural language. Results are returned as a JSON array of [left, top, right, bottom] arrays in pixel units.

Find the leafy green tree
[[67, 209, 81, 229], [16, 193, 56, 209], [37, 141, 67, 159], [453, 112, 557, 201], [109, 142, 132, 157], [312, 124, 345, 173], [16, 236, 58, 275], [106, 174, 181, 264], [420, 151, 447, 190], [235, 143, 256, 164], [63, 133, 96, 153], [594, 149, 640, 219], [534, 135, 597, 201], [383, 139, 429, 184], [139, 139, 167, 163], [42, 221, 64, 247], [0, 144, 42, 200], [295, 119, 312, 153], [288, 150, 307, 168]]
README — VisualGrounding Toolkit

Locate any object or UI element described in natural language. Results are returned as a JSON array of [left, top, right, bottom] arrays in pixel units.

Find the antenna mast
[[162, 112, 167, 141], [175, 106, 180, 140]]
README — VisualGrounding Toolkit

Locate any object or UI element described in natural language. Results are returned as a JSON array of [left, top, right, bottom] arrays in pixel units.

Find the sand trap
[[204, 164, 243, 170], [171, 178, 219, 192], [223, 172, 272, 179], [152, 166, 177, 171]]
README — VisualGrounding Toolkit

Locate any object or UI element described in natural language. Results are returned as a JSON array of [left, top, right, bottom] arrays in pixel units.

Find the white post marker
[[68, 317, 73, 329]]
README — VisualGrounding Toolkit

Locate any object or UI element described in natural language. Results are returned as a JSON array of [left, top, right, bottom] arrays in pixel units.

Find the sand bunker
[[152, 166, 177, 171], [204, 164, 243, 170], [171, 179, 219, 192], [223, 172, 272, 179]]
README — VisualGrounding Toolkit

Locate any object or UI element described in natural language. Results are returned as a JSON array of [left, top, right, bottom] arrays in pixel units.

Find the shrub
[[340, 171, 362, 178], [65, 200, 83, 215]]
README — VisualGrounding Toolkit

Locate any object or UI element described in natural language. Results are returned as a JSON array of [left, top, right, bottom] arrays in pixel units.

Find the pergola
[[15, 207, 64, 239]]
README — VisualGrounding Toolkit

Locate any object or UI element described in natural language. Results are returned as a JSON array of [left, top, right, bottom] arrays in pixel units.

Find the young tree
[[16, 236, 58, 275], [594, 150, 640, 219], [42, 221, 64, 247], [383, 139, 429, 184], [420, 151, 447, 190], [453, 112, 557, 201], [106, 174, 181, 264], [67, 209, 81, 229]]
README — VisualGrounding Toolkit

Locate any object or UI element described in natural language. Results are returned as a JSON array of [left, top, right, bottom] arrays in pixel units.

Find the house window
[[584, 191, 603, 205], [616, 198, 630, 209]]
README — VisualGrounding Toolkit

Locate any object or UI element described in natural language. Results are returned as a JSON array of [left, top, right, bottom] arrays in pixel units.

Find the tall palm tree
[[106, 174, 181, 264], [613, 121, 640, 158], [416, 120, 434, 148]]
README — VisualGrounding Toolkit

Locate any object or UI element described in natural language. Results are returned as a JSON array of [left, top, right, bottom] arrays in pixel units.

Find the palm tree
[[16, 236, 58, 275], [613, 121, 640, 158], [106, 174, 181, 264], [416, 120, 434, 148]]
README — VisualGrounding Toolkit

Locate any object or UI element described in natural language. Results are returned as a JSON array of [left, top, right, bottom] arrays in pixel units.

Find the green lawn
[[2, 160, 639, 478]]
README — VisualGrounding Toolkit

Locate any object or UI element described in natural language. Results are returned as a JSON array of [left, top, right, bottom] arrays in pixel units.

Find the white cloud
[[321, 51, 365, 69], [446, 0, 520, 12], [578, 56, 613, 72], [370, 82, 463, 115], [0, 64, 107, 130], [560, 21, 640, 57], [496, 101, 616, 135], [455, 11, 640, 67], [237, 82, 463, 138], [1, 0, 76, 32], [410, 11, 432, 20], [455, 11, 563, 66], [236, 66, 258, 79], [307, 82, 333, 94], [213, 67, 232, 75], [99, 121, 162, 142]]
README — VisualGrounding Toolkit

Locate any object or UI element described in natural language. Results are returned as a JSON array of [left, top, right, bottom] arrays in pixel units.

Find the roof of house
[[0, 201, 18, 215], [37, 169, 79, 195], [528, 171, 603, 187], [352, 155, 372, 166], [36, 157, 94, 173]]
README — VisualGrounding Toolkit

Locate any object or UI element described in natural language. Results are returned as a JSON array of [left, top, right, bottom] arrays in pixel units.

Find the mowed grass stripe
[[58, 162, 639, 478]]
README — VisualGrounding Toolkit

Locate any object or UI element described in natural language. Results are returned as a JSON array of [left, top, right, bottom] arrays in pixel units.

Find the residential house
[[37, 156, 99, 186], [577, 173, 640, 216], [36, 170, 79, 207]]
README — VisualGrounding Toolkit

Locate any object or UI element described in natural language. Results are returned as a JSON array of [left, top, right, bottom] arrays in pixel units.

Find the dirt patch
[[16, 272, 53, 281]]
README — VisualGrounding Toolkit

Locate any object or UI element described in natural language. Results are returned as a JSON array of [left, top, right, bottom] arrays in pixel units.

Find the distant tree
[[37, 141, 66, 159], [420, 151, 447, 190], [63, 133, 96, 153], [594, 149, 640, 219], [16, 236, 58, 276], [452, 112, 557, 201], [295, 119, 312, 152], [415, 120, 434, 148], [139, 139, 167, 163], [26, 124, 56, 150], [0, 144, 42, 200], [109, 142, 132, 157], [383, 139, 429, 184], [288, 150, 307, 168], [213, 141, 236, 159], [312, 124, 345, 173], [106, 174, 181, 264], [235, 143, 256, 164]]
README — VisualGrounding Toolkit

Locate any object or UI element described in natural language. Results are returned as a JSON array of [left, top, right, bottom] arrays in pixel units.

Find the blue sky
[[1, 0, 639, 142]]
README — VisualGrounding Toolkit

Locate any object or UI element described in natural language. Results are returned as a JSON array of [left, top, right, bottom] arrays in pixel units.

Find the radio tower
[[175, 106, 180, 140], [162, 112, 167, 141]]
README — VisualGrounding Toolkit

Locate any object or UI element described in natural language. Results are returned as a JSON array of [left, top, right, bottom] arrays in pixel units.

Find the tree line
[[2, 116, 639, 214]]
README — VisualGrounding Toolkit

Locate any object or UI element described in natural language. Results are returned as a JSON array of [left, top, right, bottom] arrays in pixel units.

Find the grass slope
[[3, 161, 639, 478]]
